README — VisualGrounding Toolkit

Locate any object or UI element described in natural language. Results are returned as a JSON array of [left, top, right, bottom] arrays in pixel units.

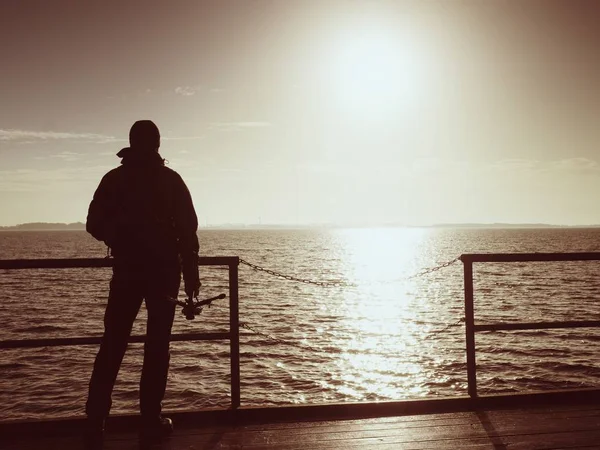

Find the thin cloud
[[0, 129, 119, 144], [548, 157, 599, 171], [489, 159, 539, 171], [162, 135, 206, 141], [209, 121, 272, 131], [0, 165, 113, 192], [490, 157, 600, 175], [50, 151, 82, 161], [237, 122, 272, 127], [174, 86, 197, 96], [34, 151, 82, 162]]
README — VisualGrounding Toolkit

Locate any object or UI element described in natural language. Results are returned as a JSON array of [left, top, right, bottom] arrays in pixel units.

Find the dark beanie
[[129, 120, 160, 150]]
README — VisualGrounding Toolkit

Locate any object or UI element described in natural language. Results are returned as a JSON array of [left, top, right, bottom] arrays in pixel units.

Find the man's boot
[[83, 416, 105, 449], [139, 415, 174, 441]]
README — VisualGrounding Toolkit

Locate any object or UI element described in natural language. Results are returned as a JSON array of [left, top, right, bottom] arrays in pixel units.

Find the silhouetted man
[[85, 120, 200, 443]]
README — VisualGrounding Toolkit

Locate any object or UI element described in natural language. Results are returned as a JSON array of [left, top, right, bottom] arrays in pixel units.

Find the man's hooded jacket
[[86, 147, 199, 267]]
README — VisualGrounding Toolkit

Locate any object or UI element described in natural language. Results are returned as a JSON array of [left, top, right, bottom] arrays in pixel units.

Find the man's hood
[[117, 147, 165, 167]]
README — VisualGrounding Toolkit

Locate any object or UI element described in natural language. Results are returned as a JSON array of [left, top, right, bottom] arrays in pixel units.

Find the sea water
[[1, 227, 599, 420]]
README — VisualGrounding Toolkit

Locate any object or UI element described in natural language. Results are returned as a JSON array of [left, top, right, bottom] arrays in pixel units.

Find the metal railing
[[3, 252, 600, 414], [460, 252, 600, 398], [0, 256, 241, 409]]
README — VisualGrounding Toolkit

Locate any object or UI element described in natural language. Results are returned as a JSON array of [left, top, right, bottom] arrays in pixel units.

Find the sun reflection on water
[[330, 227, 435, 400], [338, 227, 429, 285]]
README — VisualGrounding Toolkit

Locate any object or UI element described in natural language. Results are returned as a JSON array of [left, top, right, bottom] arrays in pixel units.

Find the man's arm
[[173, 172, 200, 297], [86, 172, 119, 248]]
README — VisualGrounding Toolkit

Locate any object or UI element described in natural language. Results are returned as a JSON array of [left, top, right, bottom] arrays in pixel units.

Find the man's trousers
[[86, 261, 180, 419]]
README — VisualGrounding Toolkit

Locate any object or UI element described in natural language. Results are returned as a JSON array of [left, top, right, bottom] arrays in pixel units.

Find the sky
[[1, 0, 599, 226]]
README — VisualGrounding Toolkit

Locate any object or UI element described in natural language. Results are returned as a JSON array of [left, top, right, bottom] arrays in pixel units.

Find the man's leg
[[139, 271, 179, 419], [86, 274, 143, 419]]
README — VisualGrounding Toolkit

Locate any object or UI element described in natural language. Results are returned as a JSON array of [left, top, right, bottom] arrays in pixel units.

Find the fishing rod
[[167, 293, 226, 320]]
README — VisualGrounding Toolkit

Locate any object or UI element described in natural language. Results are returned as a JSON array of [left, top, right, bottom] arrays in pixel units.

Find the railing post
[[229, 259, 241, 409], [463, 259, 477, 398]]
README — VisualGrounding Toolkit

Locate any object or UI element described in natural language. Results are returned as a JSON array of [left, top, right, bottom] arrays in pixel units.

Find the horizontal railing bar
[[0, 256, 239, 270], [0, 332, 231, 349], [461, 252, 600, 263], [475, 320, 600, 332]]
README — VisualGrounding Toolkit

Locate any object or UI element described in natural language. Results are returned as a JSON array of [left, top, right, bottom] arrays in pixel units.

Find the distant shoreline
[[1, 222, 599, 231], [0, 222, 86, 231]]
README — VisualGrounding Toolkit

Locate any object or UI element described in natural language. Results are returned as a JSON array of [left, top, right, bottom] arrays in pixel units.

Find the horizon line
[[2, 221, 600, 230]]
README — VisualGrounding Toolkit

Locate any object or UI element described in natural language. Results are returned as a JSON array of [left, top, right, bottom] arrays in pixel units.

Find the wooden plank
[[214, 421, 490, 446], [177, 437, 497, 450], [2, 434, 496, 450], [483, 405, 600, 420], [238, 440, 496, 450], [502, 429, 600, 450], [1, 436, 83, 450], [177, 428, 496, 449], [247, 441, 495, 450], [477, 412, 600, 434], [174, 415, 482, 443], [2, 430, 223, 450], [232, 414, 481, 434], [232, 408, 600, 436]]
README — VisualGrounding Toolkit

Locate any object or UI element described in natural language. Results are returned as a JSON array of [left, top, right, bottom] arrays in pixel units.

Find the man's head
[[129, 120, 160, 151]]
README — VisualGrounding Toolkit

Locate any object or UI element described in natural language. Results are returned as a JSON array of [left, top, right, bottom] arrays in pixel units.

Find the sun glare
[[328, 24, 425, 117], [339, 227, 427, 286], [328, 228, 433, 398]]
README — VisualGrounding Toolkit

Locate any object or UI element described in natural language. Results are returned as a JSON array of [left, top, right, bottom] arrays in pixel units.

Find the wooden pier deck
[[3, 401, 600, 450]]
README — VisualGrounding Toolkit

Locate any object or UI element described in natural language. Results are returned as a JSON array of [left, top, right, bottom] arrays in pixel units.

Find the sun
[[327, 25, 425, 118]]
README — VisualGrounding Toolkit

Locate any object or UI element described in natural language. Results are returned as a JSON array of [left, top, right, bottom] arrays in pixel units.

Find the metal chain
[[239, 322, 291, 346], [406, 257, 461, 279], [239, 258, 353, 287], [239, 256, 461, 287], [191, 257, 463, 348]]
